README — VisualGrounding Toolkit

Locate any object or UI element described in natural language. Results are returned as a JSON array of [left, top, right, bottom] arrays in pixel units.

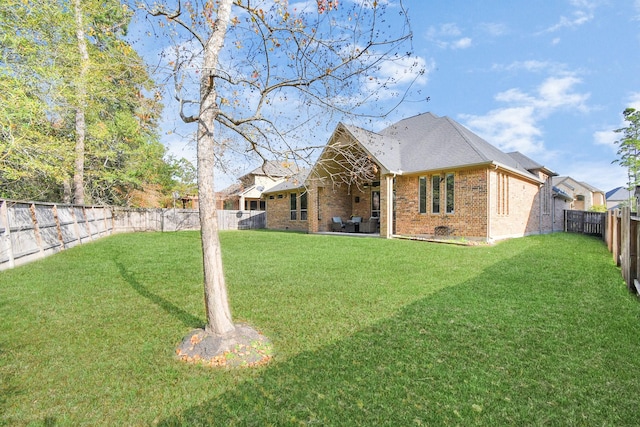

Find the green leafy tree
[[0, 1, 74, 200], [614, 108, 640, 194], [0, 0, 174, 205]]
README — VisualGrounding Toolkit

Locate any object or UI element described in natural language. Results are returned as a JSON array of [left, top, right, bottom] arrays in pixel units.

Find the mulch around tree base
[[175, 324, 273, 368]]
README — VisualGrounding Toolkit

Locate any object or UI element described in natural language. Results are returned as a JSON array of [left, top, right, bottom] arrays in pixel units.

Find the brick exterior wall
[[315, 183, 359, 232], [264, 192, 308, 232], [265, 166, 560, 241], [488, 169, 540, 239], [393, 168, 489, 239]]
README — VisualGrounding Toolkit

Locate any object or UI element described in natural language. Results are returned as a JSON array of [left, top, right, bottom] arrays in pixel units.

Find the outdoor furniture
[[331, 217, 345, 232], [360, 217, 379, 233], [343, 221, 357, 233]]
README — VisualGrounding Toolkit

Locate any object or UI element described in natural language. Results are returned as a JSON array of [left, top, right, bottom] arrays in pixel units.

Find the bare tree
[[140, 0, 423, 364]]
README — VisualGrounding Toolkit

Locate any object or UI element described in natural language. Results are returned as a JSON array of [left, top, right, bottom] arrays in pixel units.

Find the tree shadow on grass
[[114, 260, 204, 329], [157, 241, 638, 426]]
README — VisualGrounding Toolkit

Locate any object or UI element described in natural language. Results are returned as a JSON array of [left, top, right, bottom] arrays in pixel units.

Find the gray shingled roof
[[242, 160, 300, 179], [552, 176, 603, 193], [606, 186, 630, 200], [340, 112, 541, 181], [263, 169, 310, 193]]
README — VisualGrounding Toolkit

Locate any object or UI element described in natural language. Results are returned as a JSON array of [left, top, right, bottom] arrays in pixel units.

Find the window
[[419, 177, 427, 213], [446, 173, 454, 214], [290, 193, 297, 220], [371, 190, 380, 217], [497, 172, 509, 215], [431, 175, 441, 214], [300, 192, 308, 221]]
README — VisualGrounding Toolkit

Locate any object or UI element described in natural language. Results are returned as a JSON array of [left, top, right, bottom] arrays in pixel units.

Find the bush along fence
[[0, 199, 266, 271]]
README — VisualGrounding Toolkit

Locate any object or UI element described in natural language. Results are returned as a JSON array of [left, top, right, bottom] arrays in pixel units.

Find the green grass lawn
[[1, 231, 638, 425]]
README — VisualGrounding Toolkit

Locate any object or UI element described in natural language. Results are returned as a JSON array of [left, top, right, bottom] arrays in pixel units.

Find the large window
[[419, 177, 427, 213], [290, 193, 297, 220], [300, 192, 308, 221], [431, 175, 441, 214], [445, 173, 454, 214]]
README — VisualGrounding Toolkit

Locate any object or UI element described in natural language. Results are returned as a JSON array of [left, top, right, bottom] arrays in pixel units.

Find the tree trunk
[[197, 0, 235, 336], [73, 0, 88, 205]]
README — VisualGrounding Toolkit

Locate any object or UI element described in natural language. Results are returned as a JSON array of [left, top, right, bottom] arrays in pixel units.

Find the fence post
[[620, 207, 636, 289], [29, 203, 45, 260], [1, 200, 15, 269], [630, 217, 638, 293], [52, 204, 65, 249]]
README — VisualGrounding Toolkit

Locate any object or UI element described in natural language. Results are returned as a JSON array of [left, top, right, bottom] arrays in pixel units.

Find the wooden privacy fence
[[604, 207, 640, 294], [1, 199, 266, 271], [1, 200, 113, 271], [112, 208, 266, 232], [564, 210, 606, 237]]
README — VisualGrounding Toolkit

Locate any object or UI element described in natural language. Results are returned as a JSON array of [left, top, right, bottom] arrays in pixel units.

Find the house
[[263, 112, 569, 241], [551, 176, 605, 211], [606, 186, 632, 209], [216, 161, 299, 210]]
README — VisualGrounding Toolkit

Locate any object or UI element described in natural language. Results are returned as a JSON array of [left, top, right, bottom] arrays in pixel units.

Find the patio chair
[[360, 217, 379, 233], [331, 217, 345, 232]]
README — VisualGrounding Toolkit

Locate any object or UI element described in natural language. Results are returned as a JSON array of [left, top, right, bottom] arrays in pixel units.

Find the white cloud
[[493, 60, 568, 74], [478, 22, 508, 37], [460, 74, 590, 155], [452, 37, 472, 49], [427, 23, 462, 37], [425, 23, 472, 50], [536, 75, 590, 112], [363, 55, 432, 100], [541, 0, 598, 33], [593, 92, 640, 149], [628, 92, 640, 109], [594, 129, 617, 147], [463, 106, 544, 154]]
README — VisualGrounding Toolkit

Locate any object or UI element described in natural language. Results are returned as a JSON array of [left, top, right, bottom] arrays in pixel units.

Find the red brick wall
[[264, 192, 308, 232], [488, 169, 553, 240], [316, 183, 353, 232], [265, 166, 557, 241], [393, 169, 489, 238]]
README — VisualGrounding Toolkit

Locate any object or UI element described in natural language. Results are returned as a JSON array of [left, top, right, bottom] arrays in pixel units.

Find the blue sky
[[383, 0, 640, 193], [132, 0, 640, 192]]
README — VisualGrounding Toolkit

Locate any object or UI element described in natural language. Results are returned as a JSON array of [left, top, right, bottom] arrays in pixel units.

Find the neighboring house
[[606, 186, 632, 209], [217, 161, 299, 210], [552, 176, 605, 211], [263, 112, 569, 241]]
